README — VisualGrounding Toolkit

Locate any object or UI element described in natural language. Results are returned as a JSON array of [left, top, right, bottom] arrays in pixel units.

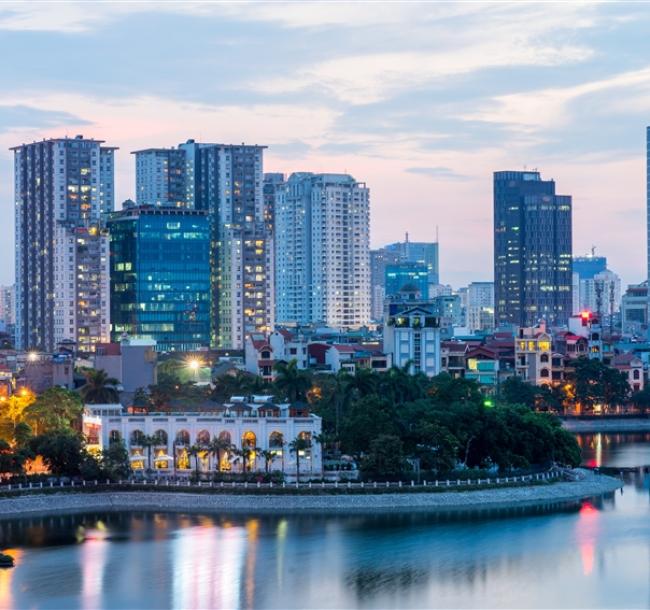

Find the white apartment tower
[[12, 136, 114, 353], [275, 173, 370, 328], [467, 281, 495, 332]]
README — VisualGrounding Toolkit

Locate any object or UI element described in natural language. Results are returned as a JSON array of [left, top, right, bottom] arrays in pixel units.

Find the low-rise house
[[612, 353, 644, 393]]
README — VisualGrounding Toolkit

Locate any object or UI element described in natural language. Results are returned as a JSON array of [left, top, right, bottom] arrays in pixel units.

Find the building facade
[[494, 170, 572, 328], [383, 290, 441, 376], [109, 207, 211, 352], [622, 281, 648, 336], [385, 263, 429, 299], [133, 141, 273, 349], [385, 236, 440, 287], [275, 173, 371, 328], [12, 136, 115, 353], [0, 285, 15, 331], [84, 402, 322, 477], [466, 281, 495, 333], [369, 248, 400, 321]]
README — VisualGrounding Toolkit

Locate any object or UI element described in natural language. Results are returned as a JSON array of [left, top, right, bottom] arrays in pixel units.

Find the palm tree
[[79, 369, 120, 404], [289, 436, 311, 483], [259, 449, 276, 473], [273, 360, 312, 403], [188, 444, 202, 478], [209, 436, 232, 472], [347, 368, 377, 398], [140, 434, 156, 472]]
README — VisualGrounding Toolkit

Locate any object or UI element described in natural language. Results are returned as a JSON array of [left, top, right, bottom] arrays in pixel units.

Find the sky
[[0, 1, 648, 289]]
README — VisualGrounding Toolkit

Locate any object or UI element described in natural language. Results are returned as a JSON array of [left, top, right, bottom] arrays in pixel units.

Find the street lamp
[[187, 358, 201, 382]]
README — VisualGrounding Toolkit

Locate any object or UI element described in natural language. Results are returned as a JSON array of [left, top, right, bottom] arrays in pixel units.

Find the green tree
[[360, 435, 406, 479], [499, 376, 537, 408], [102, 440, 132, 480], [631, 387, 650, 414], [25, 387, 84, 435], [273, 360, 312, 403], [29, 431, 88, 476], [80, 369, 120, 404]]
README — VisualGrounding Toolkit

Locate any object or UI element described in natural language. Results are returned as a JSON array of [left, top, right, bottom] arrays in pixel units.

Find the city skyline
[[0, 3, 649, 290]]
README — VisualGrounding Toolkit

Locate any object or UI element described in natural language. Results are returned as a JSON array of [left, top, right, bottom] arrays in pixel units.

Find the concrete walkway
[[0, 470, 622, 518]]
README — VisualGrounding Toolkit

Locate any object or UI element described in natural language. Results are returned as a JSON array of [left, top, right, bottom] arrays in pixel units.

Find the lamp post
[[188, 358, 200, 383]]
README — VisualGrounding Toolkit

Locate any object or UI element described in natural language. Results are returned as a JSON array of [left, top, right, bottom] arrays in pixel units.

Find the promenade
[[0, 470, 622, 518]]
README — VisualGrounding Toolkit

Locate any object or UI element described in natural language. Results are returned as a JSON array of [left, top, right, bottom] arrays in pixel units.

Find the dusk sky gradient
[[0, 1, 648, 289]]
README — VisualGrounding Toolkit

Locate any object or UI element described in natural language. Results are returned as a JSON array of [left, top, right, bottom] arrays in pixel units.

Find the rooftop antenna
[[436, 225, 439, 243], [591, 245, 596, 257], [405, 231, 409, 243]]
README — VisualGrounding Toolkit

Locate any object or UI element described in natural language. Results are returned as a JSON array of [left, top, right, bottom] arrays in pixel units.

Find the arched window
[[298, 431, 312, 446], [175, 429, 190, 445], [540, 369, 550, 378], [633, 370, 640, 380], [197, 430, 210, 446], [242, 431, 256, 449], [153, 430, 168, 446], [218, 431, 231, 444], [130, 430, 145, 445], [109, 430, 122, 445], [540, 353, 549, 363], [269, 431, 284, 449]]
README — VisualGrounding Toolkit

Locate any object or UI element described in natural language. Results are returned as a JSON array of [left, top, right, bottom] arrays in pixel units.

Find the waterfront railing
[[0, 470, 563, 494]]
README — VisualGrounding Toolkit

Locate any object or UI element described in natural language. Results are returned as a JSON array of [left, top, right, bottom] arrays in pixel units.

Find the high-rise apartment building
[[133, 148, 186, 208], [466, 281, 495, 332], [109, 207, 211, 352], [493, 170, 572, 328], [133, 140, 273, 349], [12, 136, 115, 353], [275, 173, 370, 328], [0, 285, 15, 330]]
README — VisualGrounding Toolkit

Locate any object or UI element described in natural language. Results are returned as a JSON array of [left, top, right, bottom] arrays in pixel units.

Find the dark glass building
[[385, 263, 429, 298], [494, 171, 572, 328], [109, 207, 211, 352], [573, 255, 607, 280]]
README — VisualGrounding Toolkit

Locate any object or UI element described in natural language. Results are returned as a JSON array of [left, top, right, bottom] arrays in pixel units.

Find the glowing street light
[[27, 352, 38, 362], [187, 358, 201, 382]]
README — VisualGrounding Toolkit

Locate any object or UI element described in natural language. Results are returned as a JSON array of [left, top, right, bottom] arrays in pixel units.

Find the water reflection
[[3, 434, 650, 608]]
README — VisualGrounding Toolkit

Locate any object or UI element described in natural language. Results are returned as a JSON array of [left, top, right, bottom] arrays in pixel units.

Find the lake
[[1, 432, 649, 609]]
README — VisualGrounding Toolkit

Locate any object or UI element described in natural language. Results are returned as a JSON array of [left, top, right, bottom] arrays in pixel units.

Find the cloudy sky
[[0, 1, 648, 288]]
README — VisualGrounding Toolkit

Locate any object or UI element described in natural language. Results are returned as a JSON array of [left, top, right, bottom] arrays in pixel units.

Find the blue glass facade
[[573, 256, 607, 280], [109, 207, 211, 352], [385, 263, 429, 298]]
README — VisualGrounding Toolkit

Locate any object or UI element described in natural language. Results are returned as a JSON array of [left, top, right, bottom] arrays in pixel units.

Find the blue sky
[[0, 1, 648, 288]]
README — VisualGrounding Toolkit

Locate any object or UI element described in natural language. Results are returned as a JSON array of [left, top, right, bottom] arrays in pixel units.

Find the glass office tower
[[493, 170, 572, 328], [109, 207, 210, 352]]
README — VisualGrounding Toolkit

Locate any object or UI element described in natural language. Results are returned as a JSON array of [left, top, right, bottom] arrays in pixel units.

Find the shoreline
[[563, 418, 650, 433], [0, 471, 622, 519]]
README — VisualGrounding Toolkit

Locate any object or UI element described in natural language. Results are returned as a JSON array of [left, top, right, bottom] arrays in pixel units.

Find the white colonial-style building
[[83, 397, 322, 478]]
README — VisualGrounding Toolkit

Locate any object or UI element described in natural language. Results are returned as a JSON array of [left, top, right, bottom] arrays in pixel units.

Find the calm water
[[2, 434, 650, 609]]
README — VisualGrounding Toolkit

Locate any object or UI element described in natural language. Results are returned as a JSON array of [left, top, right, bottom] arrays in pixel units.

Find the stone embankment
[[563, 418, 650, 433], [0, 470, 622, 518]]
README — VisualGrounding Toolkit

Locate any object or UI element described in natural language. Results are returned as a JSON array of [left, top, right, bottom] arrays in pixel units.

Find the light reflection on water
[[1, 433, 650, 609]]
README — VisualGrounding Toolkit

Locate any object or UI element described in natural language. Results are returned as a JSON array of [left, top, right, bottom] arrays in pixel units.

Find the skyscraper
[[494, 170, 572, 328], [370, 248, 400, 321], [385, 236, 439, 286], [0, 285, 15, 331], [109, 207, 211, 352], [275, 173, 371, 328], [12, 135, 115, 353], [133, 140, 273, 348], [133, 148, 186, 208]]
